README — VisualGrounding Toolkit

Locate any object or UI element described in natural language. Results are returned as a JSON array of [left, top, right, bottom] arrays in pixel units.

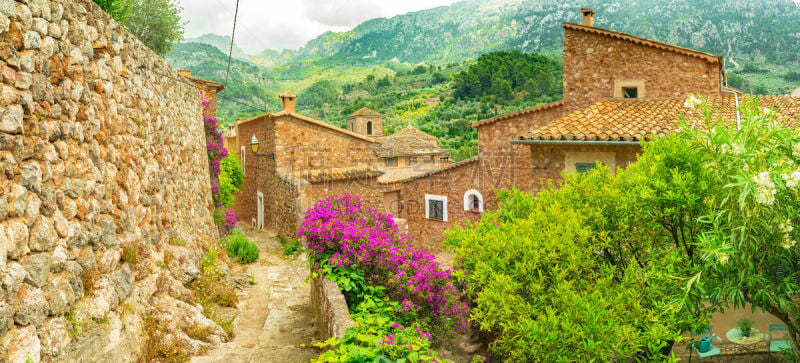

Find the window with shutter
[[429, 200, 443, 220], [575, 162, 597, 174], [425, 194, 448, 221]]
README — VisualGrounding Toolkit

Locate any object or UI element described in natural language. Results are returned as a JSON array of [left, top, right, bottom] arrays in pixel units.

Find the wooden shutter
[[429, 200, 443, 220]]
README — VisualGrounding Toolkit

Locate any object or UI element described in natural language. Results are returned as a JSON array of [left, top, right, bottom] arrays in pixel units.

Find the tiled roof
[[348, 107, 382, 117], [563, 23, 723, 64], [293, 166, 383, 183], [472, 100, 565, 128], [381, 157, 479, 184], [390, 125, 439, 145], [521, 95, 800, 142], [374, 129, 447, 158], [377, 167, 439, 184]]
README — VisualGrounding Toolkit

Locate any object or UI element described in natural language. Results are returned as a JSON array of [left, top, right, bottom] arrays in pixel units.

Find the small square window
[[622, 87, 638, 98], [575, 162, 597, 174], [425, 194, 447, 221], [385, 157, 398, 167]]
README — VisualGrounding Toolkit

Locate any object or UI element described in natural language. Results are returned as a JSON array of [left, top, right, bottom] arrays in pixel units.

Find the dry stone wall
[[0, 0, 216, 361]]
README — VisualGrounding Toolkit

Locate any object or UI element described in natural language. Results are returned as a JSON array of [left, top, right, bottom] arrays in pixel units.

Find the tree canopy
[[93, 0, 185, 55]]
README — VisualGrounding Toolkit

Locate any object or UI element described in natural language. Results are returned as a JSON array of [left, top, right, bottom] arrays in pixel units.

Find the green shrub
[[282, 239, 302, 256], [225, 231, 259, 264]]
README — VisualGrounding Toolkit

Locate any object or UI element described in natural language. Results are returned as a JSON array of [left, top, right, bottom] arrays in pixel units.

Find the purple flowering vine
[[299, 194, 469, 329], [202, 94, 237, 235]]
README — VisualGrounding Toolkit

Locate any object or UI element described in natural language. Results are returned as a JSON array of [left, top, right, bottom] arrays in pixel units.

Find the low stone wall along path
[[193, 226, 318, 363]]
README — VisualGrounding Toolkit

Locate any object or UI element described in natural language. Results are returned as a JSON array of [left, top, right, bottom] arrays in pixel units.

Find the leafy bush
[[225, 230, 259, 264], [283, 240, 301, 256], [313, 246, 440, 362], [446, 186, 690, 361]]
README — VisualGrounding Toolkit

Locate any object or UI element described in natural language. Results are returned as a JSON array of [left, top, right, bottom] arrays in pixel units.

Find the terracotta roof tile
[[375, 126, 447, 158], [381, 157, 479, 184], [293, 166, 383, 183], [521, 95, 800, 142], [348, 107, 382, 117]]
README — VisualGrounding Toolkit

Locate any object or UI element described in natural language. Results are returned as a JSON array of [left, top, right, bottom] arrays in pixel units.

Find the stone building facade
[[0, 0, 221, 361]]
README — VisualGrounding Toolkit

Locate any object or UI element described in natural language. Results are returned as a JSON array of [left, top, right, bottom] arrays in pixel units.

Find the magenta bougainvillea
[[299, 194, 469, 329], [202, 96, 237, 235]]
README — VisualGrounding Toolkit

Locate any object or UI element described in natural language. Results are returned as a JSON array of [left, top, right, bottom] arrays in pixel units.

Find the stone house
[[231, 96, 448, 236], [387, 8, 800, 251]]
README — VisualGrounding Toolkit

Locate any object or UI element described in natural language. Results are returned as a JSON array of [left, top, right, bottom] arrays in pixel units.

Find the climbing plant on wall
[[202, 96, 240, 235]]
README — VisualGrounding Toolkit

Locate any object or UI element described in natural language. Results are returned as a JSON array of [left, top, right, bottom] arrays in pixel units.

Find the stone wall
[[395, 160, 483, 251], [476, 104, 567, 210], [274, 114, 379, 172], [0, 0, 216, 360], [310, 272, 354, 341], [562, 25, 722, 111]]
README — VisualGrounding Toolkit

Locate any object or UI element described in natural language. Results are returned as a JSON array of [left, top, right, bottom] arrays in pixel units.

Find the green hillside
[[166, 0, 800, 161]]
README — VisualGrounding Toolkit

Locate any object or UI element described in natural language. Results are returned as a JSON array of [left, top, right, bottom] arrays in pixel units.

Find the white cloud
[[178, 0, 458, 53]]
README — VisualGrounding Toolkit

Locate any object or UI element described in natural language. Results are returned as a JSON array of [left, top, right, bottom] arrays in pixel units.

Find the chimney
[[279, 92, 297, 113], [178, 69, 192, 77], [581, 8, 594, 27]]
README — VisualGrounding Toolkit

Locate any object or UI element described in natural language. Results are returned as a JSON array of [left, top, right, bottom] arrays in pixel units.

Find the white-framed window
[[463, 189, 483, 212], [425, 194, 447, 221], [240, 146, 246, 175]]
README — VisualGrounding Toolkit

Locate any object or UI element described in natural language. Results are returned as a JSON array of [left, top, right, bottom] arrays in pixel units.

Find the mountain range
[[168, 0, 800, 125]]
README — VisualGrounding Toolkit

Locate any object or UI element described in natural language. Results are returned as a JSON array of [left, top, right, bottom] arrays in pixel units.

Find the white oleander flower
[[720, 253, 730, 264], [684, 95, 703, 109], [781, 240, 796, 250]]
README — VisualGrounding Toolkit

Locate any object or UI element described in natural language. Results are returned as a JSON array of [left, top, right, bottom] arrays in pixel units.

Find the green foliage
[[669, 98, 800, 350], [313, 263, 440, 362], [120, 0, 185, 55], [298, 80, 339, 108], [218, 154, 243, 208], [224, 230, 259, 264], [92, 0, 132, 22], [452, 51, 561, 101], [783, 71, 800, 83], [282, 240, 301, 257], [446, 184, 691, 361]]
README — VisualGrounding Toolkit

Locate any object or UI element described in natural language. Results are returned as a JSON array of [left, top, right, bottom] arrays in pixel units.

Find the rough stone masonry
[[0, 0, 219, 361]]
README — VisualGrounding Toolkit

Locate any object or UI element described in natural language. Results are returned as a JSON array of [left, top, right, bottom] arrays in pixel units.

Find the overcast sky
[[177, 0, 460, 53]]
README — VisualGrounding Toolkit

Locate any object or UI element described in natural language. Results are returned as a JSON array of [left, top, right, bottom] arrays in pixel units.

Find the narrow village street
[[193, 227, 319, 363]]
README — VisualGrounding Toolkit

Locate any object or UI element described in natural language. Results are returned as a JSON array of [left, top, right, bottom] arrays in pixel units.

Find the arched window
[[463, 189, 483, 212], [366, 121, 373, 135]]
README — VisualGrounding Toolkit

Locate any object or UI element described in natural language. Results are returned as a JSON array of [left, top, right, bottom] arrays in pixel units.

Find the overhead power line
[[220, 0, 240, 109]]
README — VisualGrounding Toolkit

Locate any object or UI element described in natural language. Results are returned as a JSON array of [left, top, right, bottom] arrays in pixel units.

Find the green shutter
[[575, 162, 597, 174]]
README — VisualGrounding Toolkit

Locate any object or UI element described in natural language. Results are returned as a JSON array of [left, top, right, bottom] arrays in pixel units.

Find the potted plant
[[737, 318, 754, 338]]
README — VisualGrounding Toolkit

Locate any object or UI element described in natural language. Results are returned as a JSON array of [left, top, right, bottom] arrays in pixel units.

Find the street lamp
[[250, 134, 259, 154], [248, 134, 274, 159]]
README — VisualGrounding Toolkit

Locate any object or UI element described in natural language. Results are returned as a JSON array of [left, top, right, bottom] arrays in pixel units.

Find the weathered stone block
[[22, 252, 50, 288], [44, 275, 73, 315], [1, 325, 41, 363], [5, 219, 29, 260], [38, 316, 70, 359], [28, 216, 54, 252], [13, 283, 48, 327], [0, 103, 23, 133]]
